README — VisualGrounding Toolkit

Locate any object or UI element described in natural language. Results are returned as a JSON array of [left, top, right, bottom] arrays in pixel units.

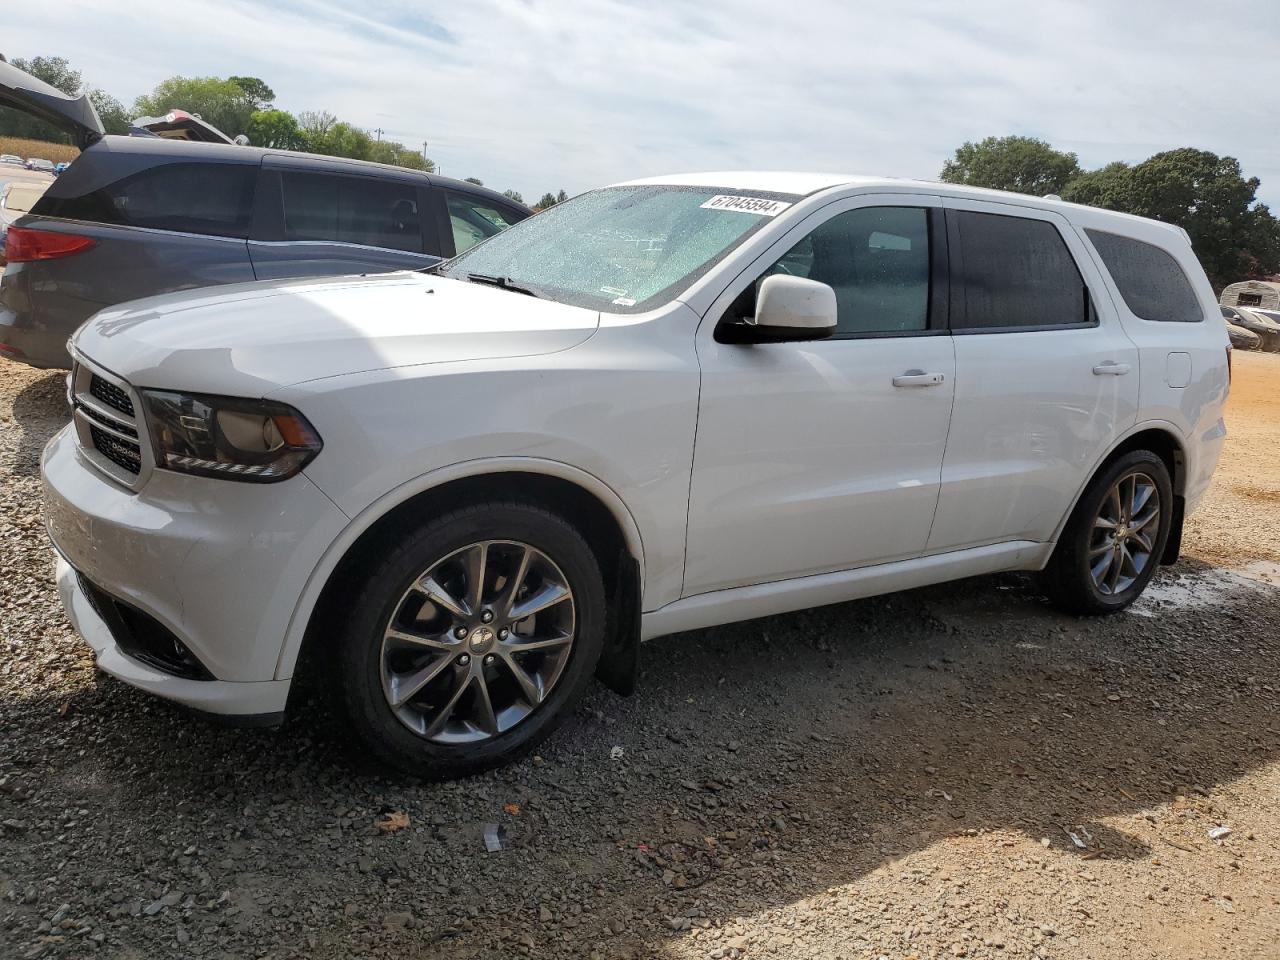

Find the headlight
[[142, 390, 322, 483]]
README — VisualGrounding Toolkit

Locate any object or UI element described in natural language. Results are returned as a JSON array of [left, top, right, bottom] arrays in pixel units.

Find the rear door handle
[[1092, 361, 1131, 376], [892, 371, 946, 388]]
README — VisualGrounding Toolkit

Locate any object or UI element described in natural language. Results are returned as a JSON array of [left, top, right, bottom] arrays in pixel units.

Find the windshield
[[439, 185, 800, 311]]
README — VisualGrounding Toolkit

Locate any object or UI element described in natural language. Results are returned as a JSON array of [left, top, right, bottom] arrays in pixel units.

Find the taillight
[[4, 227, 96, 263]]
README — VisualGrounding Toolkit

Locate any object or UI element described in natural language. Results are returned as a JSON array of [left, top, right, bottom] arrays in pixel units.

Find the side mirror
[[746, 274, 837, 342]]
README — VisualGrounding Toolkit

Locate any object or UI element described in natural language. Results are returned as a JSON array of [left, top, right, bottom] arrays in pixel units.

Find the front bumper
[[42, 423, 349, 713], [55, 556, 291, 716]]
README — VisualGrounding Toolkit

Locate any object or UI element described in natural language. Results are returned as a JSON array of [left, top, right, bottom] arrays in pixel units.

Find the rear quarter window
[[32, 161, 257, 239], [1086, 230, 1203, 323]]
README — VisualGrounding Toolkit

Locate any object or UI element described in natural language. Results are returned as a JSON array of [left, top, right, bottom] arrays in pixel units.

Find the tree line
[[940, 135, 1280, 290], [0, 54, 568, 209]]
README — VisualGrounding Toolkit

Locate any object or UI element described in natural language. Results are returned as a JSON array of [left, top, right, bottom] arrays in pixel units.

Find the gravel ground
[[1, 353, 1278, 960]]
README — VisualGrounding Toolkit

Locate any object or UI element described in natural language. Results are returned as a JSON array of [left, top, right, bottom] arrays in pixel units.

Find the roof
[[87, 135, 530, 212], [607, 171, 1191, 241]]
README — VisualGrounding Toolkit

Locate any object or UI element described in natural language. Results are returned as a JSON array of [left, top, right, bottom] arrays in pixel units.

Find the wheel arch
[[1051, 421, 1188, 562], [277, 459, 646, 697]]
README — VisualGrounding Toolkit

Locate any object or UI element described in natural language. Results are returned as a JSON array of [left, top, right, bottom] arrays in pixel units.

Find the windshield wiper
[[463, 272, 546, 299]]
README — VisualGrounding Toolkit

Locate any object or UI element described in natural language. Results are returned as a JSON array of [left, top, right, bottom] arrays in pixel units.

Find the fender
[[272, 456, 646, 681], [1045, 418, 1188, 551]]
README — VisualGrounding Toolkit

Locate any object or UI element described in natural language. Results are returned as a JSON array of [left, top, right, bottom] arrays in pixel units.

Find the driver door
[[682, 195, 956, 595]]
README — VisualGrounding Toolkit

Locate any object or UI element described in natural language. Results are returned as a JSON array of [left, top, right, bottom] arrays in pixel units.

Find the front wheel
[[1044, 450, 1173, 615], [335, 502, 606, 778]]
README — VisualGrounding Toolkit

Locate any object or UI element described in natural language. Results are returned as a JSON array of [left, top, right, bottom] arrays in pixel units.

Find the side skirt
[[640, 540, 1050, 642]]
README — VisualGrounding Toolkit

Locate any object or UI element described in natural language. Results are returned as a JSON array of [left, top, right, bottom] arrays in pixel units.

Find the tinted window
[[33, 162, 256, 238], [446, 192, 521, 254], [280, 172, 422, 253], [1087, 230, 1203, 323], [762, 207, 930, 335], [953, 211, 1089, 329]]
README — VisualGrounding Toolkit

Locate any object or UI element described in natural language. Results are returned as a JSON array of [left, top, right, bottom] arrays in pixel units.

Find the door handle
[[892, 371, 946, 388], [1092, 361, 1132, 376]]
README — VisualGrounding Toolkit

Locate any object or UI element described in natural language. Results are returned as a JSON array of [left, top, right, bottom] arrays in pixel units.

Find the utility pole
[[374, 127, 384, 141], [422, 141, 429, 170]]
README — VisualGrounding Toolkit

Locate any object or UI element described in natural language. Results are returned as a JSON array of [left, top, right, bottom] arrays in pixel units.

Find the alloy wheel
[[1088, 470, 1161, 596], [379, 540, 576, 743]]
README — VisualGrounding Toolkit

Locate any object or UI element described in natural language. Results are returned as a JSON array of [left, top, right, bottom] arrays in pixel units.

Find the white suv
[[42, 173, 1230, 776]]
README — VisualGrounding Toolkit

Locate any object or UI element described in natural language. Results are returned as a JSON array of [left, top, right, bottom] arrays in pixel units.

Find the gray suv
[[0, 62, 530, 369]]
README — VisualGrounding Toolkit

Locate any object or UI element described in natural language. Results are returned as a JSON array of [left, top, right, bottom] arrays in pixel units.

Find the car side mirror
[[745, 274, 837, 342]]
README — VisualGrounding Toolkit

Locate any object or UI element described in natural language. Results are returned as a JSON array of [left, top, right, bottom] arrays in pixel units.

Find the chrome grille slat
[[74, 396, 139, 438]]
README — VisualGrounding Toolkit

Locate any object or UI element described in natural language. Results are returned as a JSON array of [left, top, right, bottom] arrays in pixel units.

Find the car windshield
[[438, 185, 800, 312]]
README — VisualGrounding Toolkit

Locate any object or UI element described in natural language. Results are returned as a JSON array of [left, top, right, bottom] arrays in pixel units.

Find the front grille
[[71, 360, 148, 486], [90, 374, 135, 417], [89, 424, 142, 474], [76, 573, 213, 680]]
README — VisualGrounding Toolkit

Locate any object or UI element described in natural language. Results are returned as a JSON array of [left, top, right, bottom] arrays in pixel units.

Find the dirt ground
[[0, 352, 1278, 960]]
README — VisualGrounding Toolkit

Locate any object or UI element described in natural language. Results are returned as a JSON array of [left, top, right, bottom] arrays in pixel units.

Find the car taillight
[[4, 227, 96, 263]]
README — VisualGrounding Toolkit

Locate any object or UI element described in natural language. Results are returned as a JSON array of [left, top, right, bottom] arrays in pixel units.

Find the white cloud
[[8, 0, 1280, 204]]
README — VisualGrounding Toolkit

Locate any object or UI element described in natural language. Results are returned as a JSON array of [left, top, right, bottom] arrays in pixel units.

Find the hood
[[0, 60, 104, 148], [73, 272, 600, 396]]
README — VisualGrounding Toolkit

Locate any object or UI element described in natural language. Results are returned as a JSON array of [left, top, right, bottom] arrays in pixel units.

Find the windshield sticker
[[700, 195, 792, 216], [600, 285, 629, 297], [612, 297, 637, 307]]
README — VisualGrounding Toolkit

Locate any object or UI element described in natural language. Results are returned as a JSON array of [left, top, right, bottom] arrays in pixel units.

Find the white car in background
[[41, 172, 1230, 777]]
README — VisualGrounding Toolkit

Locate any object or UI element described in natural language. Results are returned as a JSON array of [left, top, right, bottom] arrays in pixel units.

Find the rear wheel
[[1044, 450, 1172, 615], [336, 502, 605, 778]]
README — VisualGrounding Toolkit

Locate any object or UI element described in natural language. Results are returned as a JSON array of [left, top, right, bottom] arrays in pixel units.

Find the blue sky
[[8, 0, 1280, 205]]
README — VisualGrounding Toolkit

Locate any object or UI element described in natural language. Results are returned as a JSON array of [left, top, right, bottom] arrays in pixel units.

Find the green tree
[[464, 177, 484, 186], [941, 135, 1081, 196], [535, 192, 558, 210], [12, 55, 80, 95], [556, 189, 568, 203], [1057, 161, 1131, 208], [296, 109, 337, 149], [503, 189, 524, 204], [87, 88, 130, 135], [133, 76, 256, 137], [309, 121, 373, 160], [228, 76, 275, 110], [1063, 149, 1280, 289], [247, 109, 303, 149]]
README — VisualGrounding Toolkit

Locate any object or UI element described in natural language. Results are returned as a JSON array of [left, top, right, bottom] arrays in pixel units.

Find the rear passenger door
[[249, 163, 441, 279], [926, 200, 1139, 553]]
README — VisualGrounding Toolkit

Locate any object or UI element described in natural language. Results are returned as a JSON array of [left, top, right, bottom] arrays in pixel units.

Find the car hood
[[73, 272, 601, 396]]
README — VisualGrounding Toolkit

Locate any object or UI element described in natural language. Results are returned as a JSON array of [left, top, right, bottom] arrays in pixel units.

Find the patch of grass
[[0, 137, 79, 165]]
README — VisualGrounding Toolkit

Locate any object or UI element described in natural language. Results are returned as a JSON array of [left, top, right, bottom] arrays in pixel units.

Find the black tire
[[1044, 450, 1173, 615], [335, 501, 606, 779]]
